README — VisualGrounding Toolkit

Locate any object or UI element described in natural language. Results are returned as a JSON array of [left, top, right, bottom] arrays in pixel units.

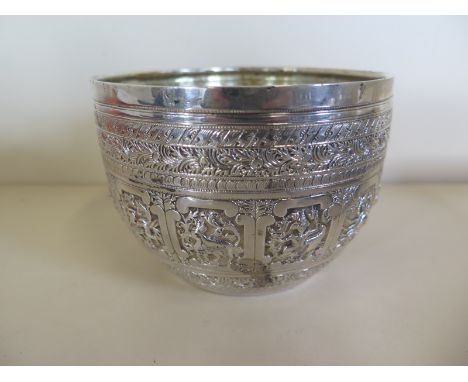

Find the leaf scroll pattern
[[98, 128, 390, 178]]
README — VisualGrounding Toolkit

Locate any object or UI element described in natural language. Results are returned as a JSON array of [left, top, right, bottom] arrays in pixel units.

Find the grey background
[[1, 16, 467, 184]]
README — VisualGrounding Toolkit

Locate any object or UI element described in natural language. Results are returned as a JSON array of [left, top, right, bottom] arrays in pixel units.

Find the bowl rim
[[93, 66, 392, 87], [92, 66, 393, 113]]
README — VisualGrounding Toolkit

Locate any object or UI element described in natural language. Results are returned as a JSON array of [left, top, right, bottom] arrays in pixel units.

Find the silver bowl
[[92, 67, 393, 295]]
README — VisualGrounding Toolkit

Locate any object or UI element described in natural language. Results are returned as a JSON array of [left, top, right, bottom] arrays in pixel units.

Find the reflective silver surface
[[93, 67, 393, 295]]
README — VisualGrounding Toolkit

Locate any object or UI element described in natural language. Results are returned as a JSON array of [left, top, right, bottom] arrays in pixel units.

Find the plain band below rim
[[93, 67, 393, 113]]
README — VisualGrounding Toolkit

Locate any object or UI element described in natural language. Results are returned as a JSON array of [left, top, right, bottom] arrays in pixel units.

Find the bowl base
[[168, 259, 333, 296]]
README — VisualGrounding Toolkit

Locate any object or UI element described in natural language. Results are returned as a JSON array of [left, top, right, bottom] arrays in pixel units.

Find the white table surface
[[1, 184, 467, 365]]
